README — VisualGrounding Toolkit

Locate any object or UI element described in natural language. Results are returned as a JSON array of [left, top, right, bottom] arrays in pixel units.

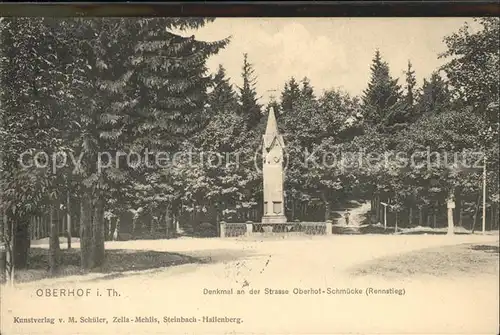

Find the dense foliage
[[0, 18, 498, 279]]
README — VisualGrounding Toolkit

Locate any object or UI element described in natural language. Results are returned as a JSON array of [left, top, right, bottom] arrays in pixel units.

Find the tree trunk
[[109, 218, 114, 241], [1, 211, 13, 284], [80, 192, 92, 270], [376, 194, 381, 221], [40, 216, 45, 238], [31, 217, 35, 240], [409, 207, 413, 227], [494, 203, 499, 230], [67, 192, 72, 249], [165, 206, 172, 238], [5, 217, 15, 284], [0, 211, 5, 283], [394, 211, 398, 233], [91, 194, 105, 268], [56, 208, 60, 236], [418, 207, 423, 226], [49, 204, 61, 275], [471, 193, 481, 233], [458, 200, 464, 227], [174, 212, 180, 235], [62, 213, 66, 238], [132, 217, 137, 236], [141, 211, 147, 231], [214, 202, 220, 236], [30, 217, 34, 240], [150, 213, 155, 234], [322, 193, 330, 222], [492, 203, 498, 230], [44, 215, 48, 238], [156, 212, 162, 232], [35, 216, 39, 240], [14, 221, 30, 269], [433, 201, 437, 228], [454, 191, 462, 227]]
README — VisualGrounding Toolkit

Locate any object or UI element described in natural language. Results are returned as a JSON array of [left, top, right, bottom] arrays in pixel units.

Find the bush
[[196, 222, 217, 237]]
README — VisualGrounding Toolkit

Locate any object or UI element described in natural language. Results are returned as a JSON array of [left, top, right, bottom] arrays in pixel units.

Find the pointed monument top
[[265, 107, 279, 135]]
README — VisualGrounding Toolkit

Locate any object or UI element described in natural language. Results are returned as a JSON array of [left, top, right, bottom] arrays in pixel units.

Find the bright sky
[[180, 18, 475, 103]]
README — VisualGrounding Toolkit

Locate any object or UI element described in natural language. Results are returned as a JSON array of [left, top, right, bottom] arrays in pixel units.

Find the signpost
[[447, 199, 455, 235], [482, 154, 487, 235], [380, 202, 388, 230]]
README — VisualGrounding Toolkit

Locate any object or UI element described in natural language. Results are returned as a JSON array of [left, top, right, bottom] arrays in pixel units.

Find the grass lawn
[[351, 241, 499, 278], [1, 247, 203, 284]]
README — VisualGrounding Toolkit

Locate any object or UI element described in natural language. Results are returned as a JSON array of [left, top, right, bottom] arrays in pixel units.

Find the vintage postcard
[[0, 15, 499, 335]]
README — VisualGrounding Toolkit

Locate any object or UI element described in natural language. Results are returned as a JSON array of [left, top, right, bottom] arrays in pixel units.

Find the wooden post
[[175, 214, 180, 235], [384, 206, 387, 230], [325, 220, 332, 235], [246, 222, 253, 237], [482, 155, 487, 235], [447, 195, 455, 235], [380, 202, 388, 230], [113, 218, 120, 241], [220, 221, 226, 238]]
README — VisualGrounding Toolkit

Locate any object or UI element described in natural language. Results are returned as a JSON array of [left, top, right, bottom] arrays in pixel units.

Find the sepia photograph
[[0, 14, 499, 335]]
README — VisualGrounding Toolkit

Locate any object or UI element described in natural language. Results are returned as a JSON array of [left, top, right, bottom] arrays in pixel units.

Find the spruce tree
[[125, 19, 229, 238], [399, 60, 418, 123], [238, 53, 262, 129], [362, 49, 402, 126], [418, 72, 451, 115], [280, 77, 301, 117], [207, 65, 239, 119], [300, 77, 315, 101], [404, 60, 417, 106]]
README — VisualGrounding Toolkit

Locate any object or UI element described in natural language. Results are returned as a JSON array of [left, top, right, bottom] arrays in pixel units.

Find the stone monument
[[261, 107, 287, 225]]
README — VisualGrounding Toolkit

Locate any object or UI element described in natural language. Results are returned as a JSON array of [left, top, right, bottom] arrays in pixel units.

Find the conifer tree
[[418, 72, 451, 115], [280, 77, 301, 117], [238, 53, 262, 129], [404, 60, 417, 106], [362, 49, 403, 126], [122, 19, 230, 239], [399, 60, 418, 123]]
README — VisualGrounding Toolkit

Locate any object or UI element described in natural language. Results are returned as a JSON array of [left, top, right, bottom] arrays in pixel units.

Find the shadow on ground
[[3, 247, 256, 284]]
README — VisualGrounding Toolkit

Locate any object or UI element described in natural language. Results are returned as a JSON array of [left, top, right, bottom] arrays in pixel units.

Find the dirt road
[[2, 234, 498, 334]]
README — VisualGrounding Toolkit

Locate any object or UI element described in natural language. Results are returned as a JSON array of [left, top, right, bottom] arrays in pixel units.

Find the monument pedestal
[[261, 215, 287, 225]]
